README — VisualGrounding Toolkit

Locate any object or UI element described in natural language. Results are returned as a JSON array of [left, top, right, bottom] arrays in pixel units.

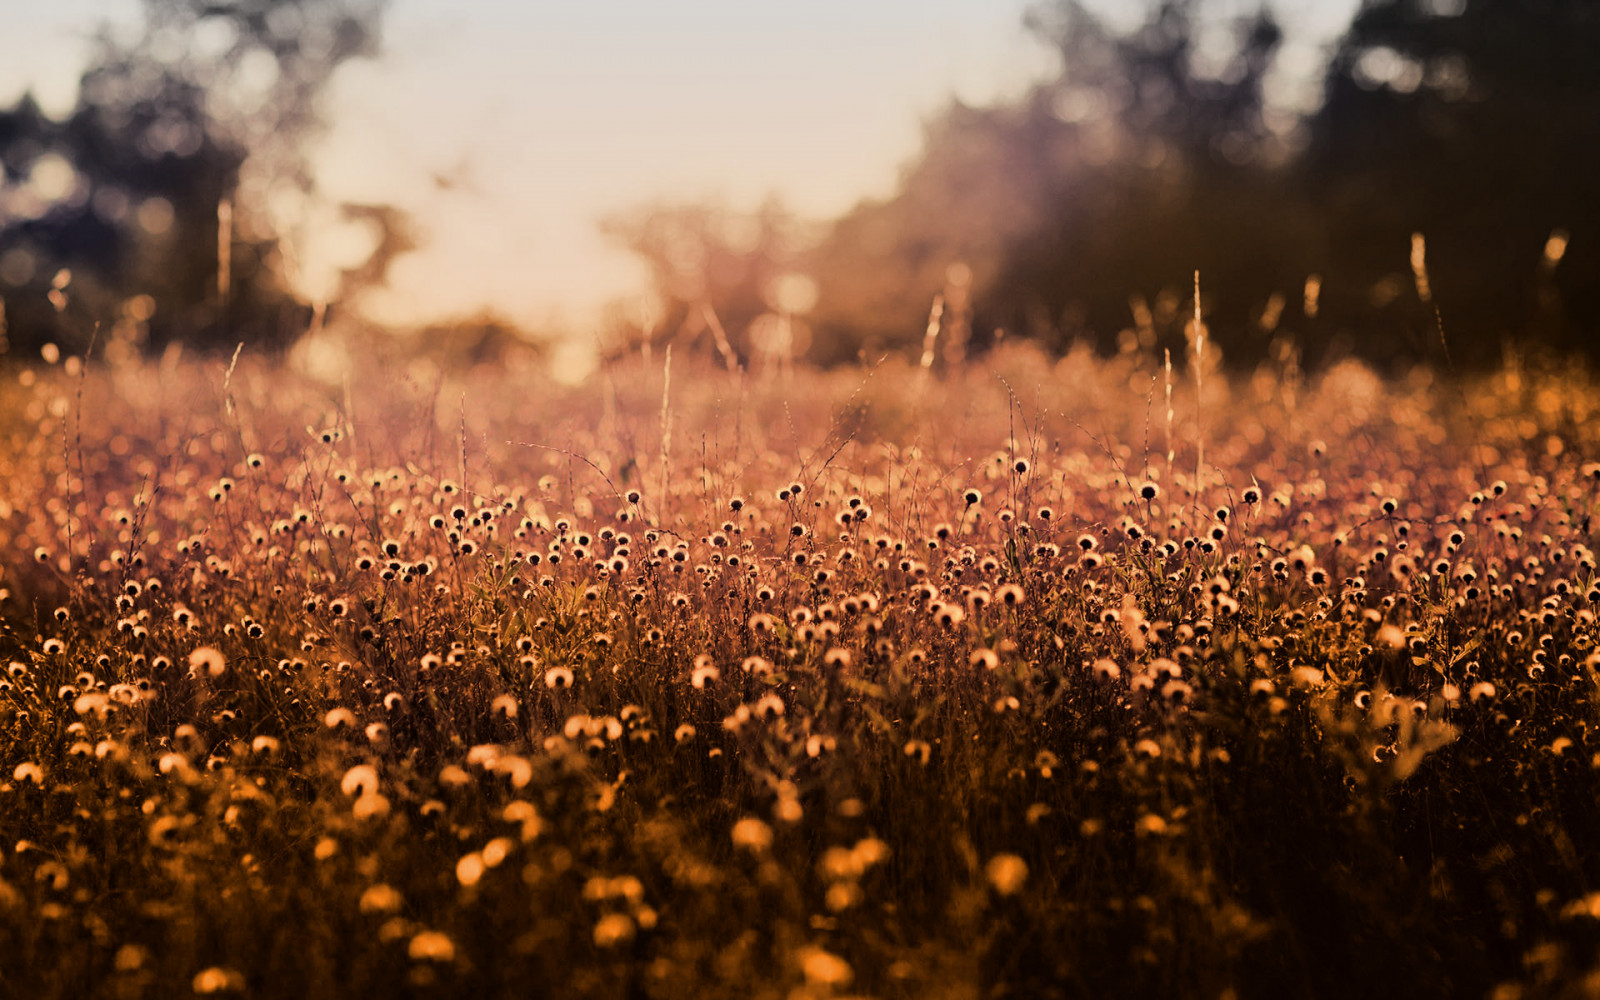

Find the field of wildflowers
[[3, 341, 1599, 999]]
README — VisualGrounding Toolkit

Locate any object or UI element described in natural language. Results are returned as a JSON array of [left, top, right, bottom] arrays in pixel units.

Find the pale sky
[[302, 0, 1067, 338], [1, 0, 1359, 356]]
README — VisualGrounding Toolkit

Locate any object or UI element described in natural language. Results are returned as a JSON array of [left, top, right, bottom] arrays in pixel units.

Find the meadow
[[2, 338, 1599, 999]]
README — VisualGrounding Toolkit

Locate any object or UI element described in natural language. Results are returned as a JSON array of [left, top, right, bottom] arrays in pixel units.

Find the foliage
[[800, 0, 1600, 370], [1304, 0, 1600, 364], [0, 0, 393, 358]]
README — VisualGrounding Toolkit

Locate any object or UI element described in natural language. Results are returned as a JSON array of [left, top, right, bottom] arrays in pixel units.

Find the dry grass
[[2, 340, 1599, 999]]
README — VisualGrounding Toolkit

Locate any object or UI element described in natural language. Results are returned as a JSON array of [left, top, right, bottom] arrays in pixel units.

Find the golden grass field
[[3, 340, 1600, 998]]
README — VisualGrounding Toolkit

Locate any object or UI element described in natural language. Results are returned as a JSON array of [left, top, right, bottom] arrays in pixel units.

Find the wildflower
[[544, 665, 574, 689], [503, 801, 543, 842], [1092, 658, 1121, 683], [1376, 624, 1405, 651], [114, 945, 150, 972], [482, 837, 514, 867], [187, 646, 226, 677], [353, 793, 391, 821], [798, 946, 853, 988], [985, 853, 1029, 896], [157, 753, 189, 776], [691, 656, 720, 688], [1290, 666, 1326, 688], [732, 817, 774, 852], [1286, 545, 1316, 573], [723, 705, 752, 732], [337, 764, 379, 799], [456, 852, 486, 888], [819, 848, 862, 882], [1034, 750, 1059, 778], [191, 966, 245, 994], [359, 884, 403, 915], [324, 707, 357, 731], [1161, 679, 1193, 703], [593, 912, 636, 948], [407, 930, 456, 963], [969, 648, 1000, 670], [825, 882, 862, 912], [854, 837, 890, 867]]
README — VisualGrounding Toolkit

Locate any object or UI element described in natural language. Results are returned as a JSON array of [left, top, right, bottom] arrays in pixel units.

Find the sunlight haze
[[2, 0, 1356, 358]]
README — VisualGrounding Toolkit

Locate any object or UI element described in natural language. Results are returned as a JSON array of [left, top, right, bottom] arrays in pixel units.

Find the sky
[[1, 0, 1360, 368]]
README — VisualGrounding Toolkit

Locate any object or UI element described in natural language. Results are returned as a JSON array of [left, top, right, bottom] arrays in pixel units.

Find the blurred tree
[[0, 0, 394, 359], [600, 197, 818, 369], [404, 311, 548, 371], [595, 0, 1600, 372], [1304, 0, 1600, 365], [806, 1, 1322, 368], [803, 98, 1059, 365], [991, 1, 1319, 364]]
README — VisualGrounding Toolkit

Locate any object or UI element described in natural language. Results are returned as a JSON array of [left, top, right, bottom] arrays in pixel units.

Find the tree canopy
[[786, 0, 1600, 369]]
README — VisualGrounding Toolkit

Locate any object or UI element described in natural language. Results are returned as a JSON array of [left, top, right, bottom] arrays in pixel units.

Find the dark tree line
[[1305, 0, 1600, 365], [796, 0, 1600, 369]]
